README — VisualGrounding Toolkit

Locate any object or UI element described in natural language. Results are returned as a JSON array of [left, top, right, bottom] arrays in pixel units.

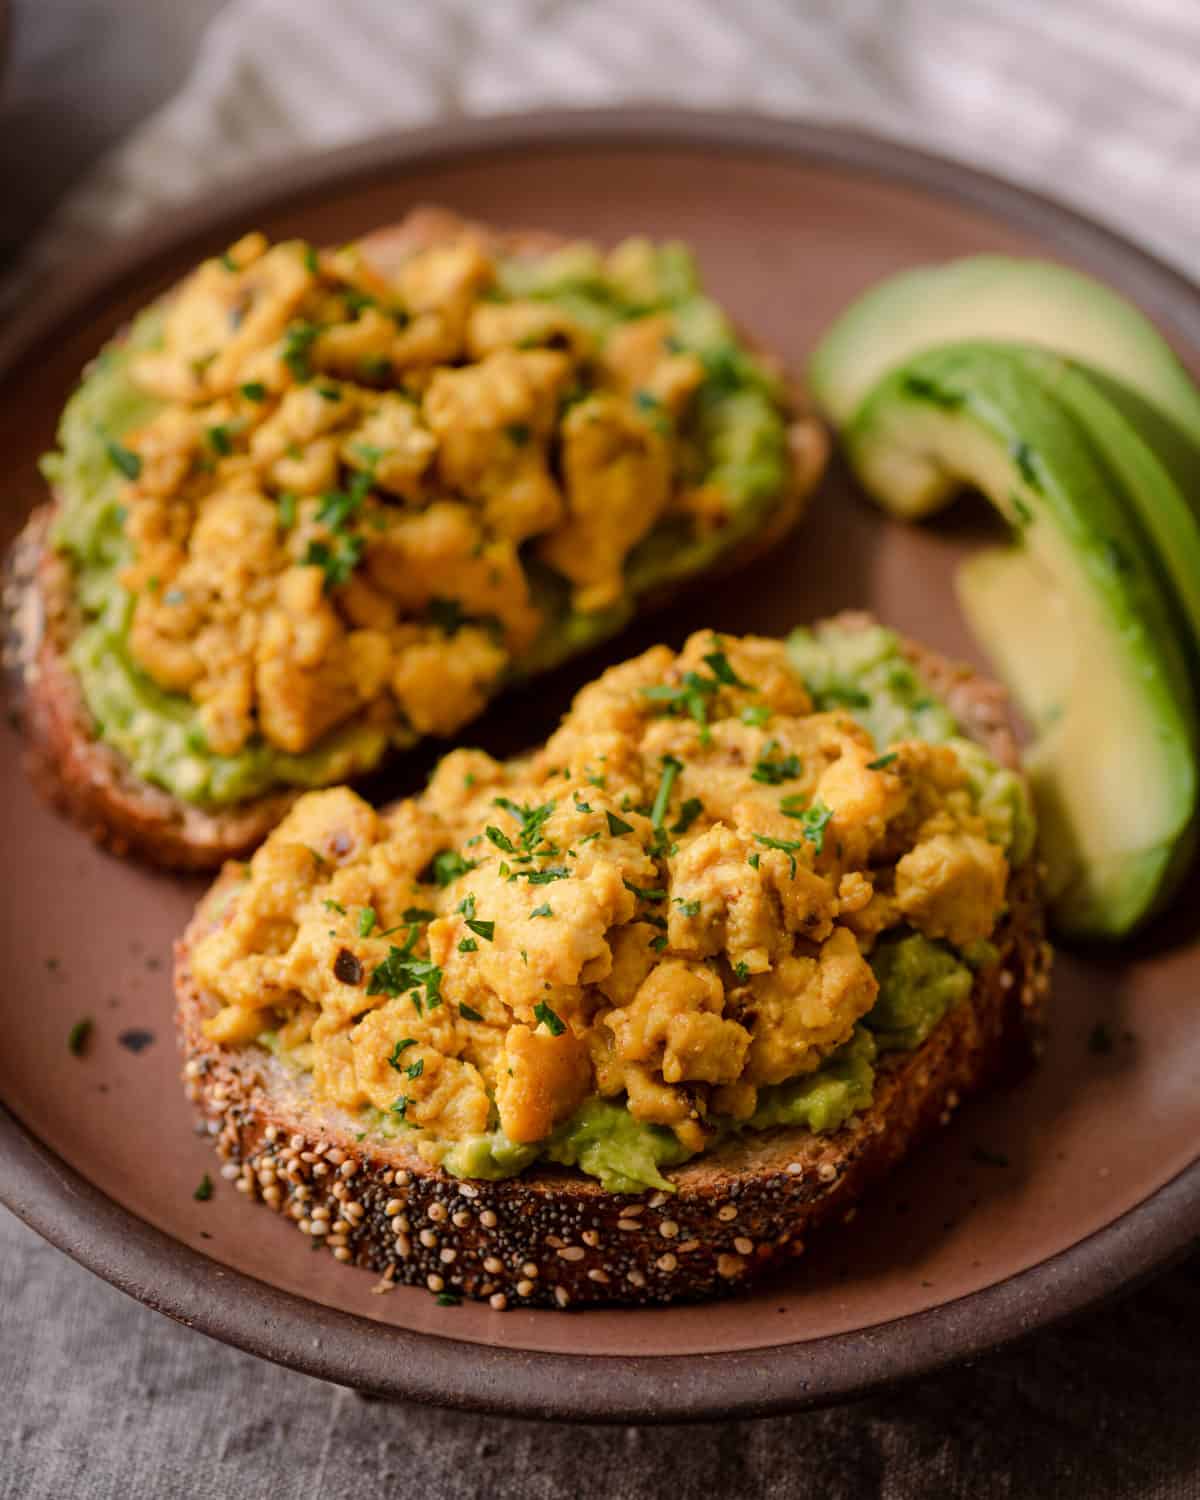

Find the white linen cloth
[[7, 0, 1199, 313]]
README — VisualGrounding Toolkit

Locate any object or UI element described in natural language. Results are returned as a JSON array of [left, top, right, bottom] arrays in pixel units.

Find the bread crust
[[5, 208, 827, 870], [174, 626, 1051, 1308]]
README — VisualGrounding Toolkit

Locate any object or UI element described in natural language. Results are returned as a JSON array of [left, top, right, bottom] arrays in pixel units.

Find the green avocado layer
[[366, 624, 1015, 1195], [45, 243, 791, 807]]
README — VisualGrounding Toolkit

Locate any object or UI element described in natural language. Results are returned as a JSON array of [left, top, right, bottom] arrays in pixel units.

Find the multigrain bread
[[4, 208, 828, 872], [175, 622, 1051, 1309]]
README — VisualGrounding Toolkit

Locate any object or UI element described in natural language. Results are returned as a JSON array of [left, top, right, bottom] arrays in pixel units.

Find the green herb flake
[[106, 440, 142, 481], [458, 937, 478, 953], [429, 850, 476, 887], [206, 423, 233, 456], [605, 811, 635, 837], [67, 1018, 92, 1056], [867, 752, 898, 771], [406, 1057, 424, 1081], [277, 491, 298, 530], [702, 647, 750, 688], [240, 381, 268, 402], [733, 961, 750, 981], [401, 907, 437, 924], [323, 899, 347, 915], [358, 907, 377, 937], [435, 1292, 461, 1307], [623, 878, 666, 903], [741, 704, 772, 728], [530, 903, 554, 919], [533, 1002, 566, 1037], [459, 1002, 484, 1022], [304, 534, 365, 591], [465, 916, 495, 943], [194, 1174, 214, 1201], [671, 797, 703, 835], [387, 1037, 417, 1071], [673, 898, 701, 917], [751, 740, 802, 785], [650, 755, 682, 829], [485, 825, 516, 854], [282, 321, 320, 382]]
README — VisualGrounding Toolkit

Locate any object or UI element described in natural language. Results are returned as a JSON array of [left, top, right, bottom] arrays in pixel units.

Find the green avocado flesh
[[809, 255, 1200, 454], [845, 344, 1198, 937], [343, 625, 1009, 1194], [46, 244, 790, 807]]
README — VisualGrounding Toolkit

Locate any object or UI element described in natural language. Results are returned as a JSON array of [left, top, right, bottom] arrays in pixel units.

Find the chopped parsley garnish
[[239, 381, 267, 402], [643, 671, 721, 737], [67, 1018, 92, 1056], [650, 755, 682, 828], [733, 961, 750, 981], [316, 470, 371, 531], [367, 949, 443, 1011], [671, 797, 703, 835], [674, 898, 701, 916], [753, 833, 806, 877], [358, 907, 377, 937], [493, 797, 556, 853], [360, 355, 392, 381], [106, 440, 142, 480], [282, 320, 320, 381], [702, 647, 750, 688], [304, 534, 364, 590], [206, 423, 233, 456], [573, 797, 593, 814], [194, 1174, 214, 1201], [623, 878, 666, 903], [387, 1037, 417, 1071], [650, 935, 668, 952], [459, 1003, 484, 1022], [867, 752, 898, 771], [405, 1057, 424, 1081], [343, 287, 376, 314], [401, 907, 437, 924], [485, 825, 515, 854], [741, 704, 772, 728], [533, 1002, 566, 1037], [530, 903, 554, 919], [277, 491, 298, 530], [220, 251, 238, 272], [435, 1292, 461, 1307], [523, 867, 569, 885], [390, 1097, 409, 1120], [605, 811, 635, 837], [303, 245, 319, 274], [751, 740, 802, 785], [323, 899, 347, 915], [458, 937, 478, 953], [778, 797, 833, 854], [465, 916, 495, 943], [428, 850, 476, 887]]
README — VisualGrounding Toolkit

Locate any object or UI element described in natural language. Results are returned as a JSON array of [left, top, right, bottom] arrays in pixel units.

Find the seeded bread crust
[[175, 624, 1051, 1308], [3, 208, 826, 871]]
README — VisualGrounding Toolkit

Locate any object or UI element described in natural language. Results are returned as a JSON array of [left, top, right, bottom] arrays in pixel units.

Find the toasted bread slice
[[175, 622, 1051, 1308], [5, 208, 827, 871]]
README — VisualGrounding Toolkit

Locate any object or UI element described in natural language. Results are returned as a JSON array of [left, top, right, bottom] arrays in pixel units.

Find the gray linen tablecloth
[[3, 2, 1200, 1494]]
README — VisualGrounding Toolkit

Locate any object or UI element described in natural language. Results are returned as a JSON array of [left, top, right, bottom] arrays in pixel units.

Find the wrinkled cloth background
[[3, 2, 1200, 1495]]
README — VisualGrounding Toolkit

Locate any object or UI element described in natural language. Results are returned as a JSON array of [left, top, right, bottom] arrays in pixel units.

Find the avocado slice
[[845, 343, 1198, 937], [810, 257, 1200, 456]]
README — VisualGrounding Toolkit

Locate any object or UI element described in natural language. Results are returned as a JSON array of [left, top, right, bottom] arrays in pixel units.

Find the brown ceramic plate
[[2, 110, 1200, 1423]]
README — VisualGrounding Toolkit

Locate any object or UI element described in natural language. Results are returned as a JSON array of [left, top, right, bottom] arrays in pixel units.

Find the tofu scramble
[[46, 221, 796, 808], [192, 624, 1036, 1192]]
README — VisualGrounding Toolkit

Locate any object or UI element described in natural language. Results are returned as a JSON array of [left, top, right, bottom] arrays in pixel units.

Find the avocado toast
[[177, 617, 1050, 1308], [9, 208, 826, 870]]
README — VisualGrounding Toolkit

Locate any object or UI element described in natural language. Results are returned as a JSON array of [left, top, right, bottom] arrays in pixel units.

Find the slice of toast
[[5, 208, 828, 871], [175, 622, 1051, 1308]]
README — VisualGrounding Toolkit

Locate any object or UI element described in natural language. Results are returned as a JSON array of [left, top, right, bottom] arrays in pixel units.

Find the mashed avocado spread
[[44, 234, 792, 808], [201, 626, 1033, 1196]]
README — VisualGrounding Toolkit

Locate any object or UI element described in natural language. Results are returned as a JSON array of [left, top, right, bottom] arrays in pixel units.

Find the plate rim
[[3, 105, 1200, 1422]]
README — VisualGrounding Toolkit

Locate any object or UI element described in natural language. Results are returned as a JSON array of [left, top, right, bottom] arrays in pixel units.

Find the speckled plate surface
[[2, 110, 1200, 1423]]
